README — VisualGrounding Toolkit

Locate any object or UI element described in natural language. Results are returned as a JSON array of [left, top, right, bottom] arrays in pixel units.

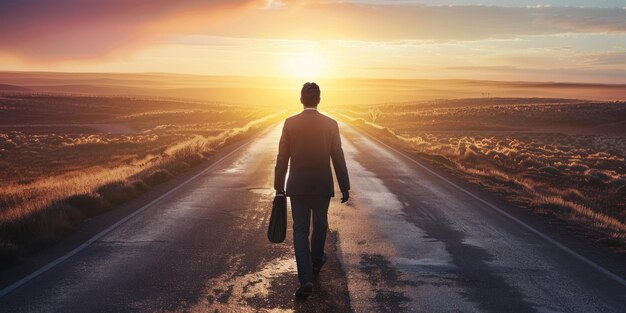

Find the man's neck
[[303, 107, 318, 111]]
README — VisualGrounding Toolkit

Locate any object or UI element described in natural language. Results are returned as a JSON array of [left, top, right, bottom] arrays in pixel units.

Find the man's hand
[[341, 191, 350, 203], [276, 190, 286, 197]]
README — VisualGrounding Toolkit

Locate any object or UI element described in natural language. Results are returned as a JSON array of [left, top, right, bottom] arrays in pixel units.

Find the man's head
[[300, 82, 320, 108]]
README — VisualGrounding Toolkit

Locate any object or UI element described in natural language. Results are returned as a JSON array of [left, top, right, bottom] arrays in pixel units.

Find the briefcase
[[267, 195, 287, 243]]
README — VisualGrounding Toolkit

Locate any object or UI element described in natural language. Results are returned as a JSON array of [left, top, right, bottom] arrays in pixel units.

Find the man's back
[[274, 110, 350, 197], [273, 82, 350, 298]]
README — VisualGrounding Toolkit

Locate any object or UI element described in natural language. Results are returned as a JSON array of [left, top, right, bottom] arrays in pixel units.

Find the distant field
[[336, 98, 626, 249], [0, 94, 281, 266], [1, 72, 625, 105]]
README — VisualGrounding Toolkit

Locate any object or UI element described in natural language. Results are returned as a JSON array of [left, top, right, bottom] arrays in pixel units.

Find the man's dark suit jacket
[[274, 109, 350, 197]]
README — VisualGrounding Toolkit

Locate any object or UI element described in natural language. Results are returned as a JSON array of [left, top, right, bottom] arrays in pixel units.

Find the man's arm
[[330, 122, 350, 201], [274, 121, 290, 194]]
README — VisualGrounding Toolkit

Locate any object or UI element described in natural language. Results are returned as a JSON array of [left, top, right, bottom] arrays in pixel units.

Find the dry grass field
[[335, 98, 626, 250], [0, 94, 282, 266]]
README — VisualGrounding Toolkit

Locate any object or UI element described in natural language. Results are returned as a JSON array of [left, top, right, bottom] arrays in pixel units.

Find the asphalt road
[[0, 122, 625, 312]]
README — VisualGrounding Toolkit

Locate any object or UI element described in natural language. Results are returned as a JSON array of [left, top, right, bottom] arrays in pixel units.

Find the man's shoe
[[313, 253, 327, 274], [295, 282, 314, 299]]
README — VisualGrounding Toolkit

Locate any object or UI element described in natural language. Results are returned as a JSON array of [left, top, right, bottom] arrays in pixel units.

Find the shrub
[[568, 163, 589, 173], [163, 160, 191, 174], [63, 193, 111, 218], [585, 169, 612, 182], [520, 159, 543, 169], [97, 182, 140, 205], [143, 169, 174, 186], [1, 202, 82, 247], [131, 180, 151, 192], [181, 153, 205, 167], [539, 166, 561, 176]]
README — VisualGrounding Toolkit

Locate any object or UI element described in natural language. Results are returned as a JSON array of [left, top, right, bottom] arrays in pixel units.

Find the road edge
[[0, 124, 278, 297], [340, 121, 626, 287]]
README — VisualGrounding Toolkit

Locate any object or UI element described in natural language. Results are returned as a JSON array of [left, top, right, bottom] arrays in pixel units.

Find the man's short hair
[[300, 82, 320, 107]]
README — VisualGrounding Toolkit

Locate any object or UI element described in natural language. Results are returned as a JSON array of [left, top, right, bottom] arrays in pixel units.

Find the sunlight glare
[[281, 52, 328, 79]]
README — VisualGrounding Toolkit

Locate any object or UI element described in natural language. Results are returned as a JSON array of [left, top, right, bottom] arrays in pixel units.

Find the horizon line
[[1, 70, 625, 87]]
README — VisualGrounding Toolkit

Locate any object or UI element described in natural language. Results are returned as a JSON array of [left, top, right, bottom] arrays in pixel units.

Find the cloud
[[446, 66, 521, 72], [0, 0, 258, 61], [444, 65, 626, 83], [1, 1, 625, 62], [581, 51, 626, 66], [536, 7, 626, 33], [210, 4, 626, 41]]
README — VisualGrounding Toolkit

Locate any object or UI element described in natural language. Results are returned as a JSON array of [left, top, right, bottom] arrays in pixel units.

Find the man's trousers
[[289, 195, 331, 284]]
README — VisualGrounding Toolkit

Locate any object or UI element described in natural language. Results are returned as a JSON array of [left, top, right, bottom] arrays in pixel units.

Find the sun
[[281, 52, 329, 78]]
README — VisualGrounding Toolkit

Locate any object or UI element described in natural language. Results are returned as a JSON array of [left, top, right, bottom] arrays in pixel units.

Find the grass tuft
[[337, 104, 626, 247], [0, 96, 285, 268]]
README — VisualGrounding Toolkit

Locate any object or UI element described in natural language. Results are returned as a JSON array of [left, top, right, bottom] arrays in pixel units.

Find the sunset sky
[[1, 0, 625, 83]]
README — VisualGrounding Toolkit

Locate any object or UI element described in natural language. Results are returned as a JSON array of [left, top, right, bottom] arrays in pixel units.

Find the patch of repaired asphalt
[[331, 136, 478, 312], [342, 126, 538, 313], [399, 201, 538, 313], [359, 253, 417, 313], [246, 230, 353, 313], [190, 208, 352, 312]]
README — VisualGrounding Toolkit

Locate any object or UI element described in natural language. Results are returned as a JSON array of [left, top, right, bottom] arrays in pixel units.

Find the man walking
[[274, 82, 350, 299]]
